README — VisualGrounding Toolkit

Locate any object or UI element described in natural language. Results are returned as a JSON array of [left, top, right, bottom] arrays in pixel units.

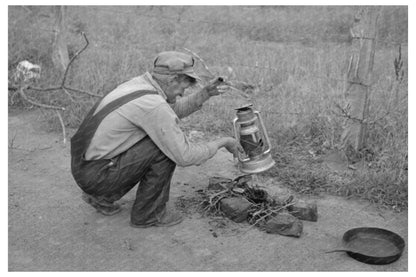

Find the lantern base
[[238, 154, 276, 174]]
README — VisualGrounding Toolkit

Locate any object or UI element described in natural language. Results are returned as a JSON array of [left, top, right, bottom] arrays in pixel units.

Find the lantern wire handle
[[254, 111, 272, 154]]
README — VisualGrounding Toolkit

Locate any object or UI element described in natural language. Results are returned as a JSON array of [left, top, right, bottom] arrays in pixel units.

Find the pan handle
[[324, 249, 356, 254]]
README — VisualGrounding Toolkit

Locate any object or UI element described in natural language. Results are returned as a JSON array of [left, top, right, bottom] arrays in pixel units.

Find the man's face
[[165, 75, 195, 104]]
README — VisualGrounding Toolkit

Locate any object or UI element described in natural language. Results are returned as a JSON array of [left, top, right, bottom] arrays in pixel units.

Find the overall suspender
[[70, 90, 158, 182]]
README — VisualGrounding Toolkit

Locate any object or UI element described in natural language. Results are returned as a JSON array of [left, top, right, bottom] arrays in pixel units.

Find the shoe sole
[[96, 207, 122, 216], [82, 193, 122, 216], [130, 217, 184, 228]]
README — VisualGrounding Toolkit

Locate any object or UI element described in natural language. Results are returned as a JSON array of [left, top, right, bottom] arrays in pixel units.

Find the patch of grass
[[264, 138, 407, 211], [336, 170, 407, 211]]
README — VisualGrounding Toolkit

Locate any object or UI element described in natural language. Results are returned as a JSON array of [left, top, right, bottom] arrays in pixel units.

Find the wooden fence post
[[52, 6, 69, 72], [340, 6, 381, 162]]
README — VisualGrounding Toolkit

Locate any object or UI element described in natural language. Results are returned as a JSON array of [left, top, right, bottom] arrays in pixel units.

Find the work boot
[[82, 192, 122, 216], [130, 208, 184, 228]]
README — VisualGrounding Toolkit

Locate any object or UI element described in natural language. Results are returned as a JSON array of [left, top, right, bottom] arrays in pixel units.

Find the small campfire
[[175, 175, 318, 238], [201, 175, 297, 229]]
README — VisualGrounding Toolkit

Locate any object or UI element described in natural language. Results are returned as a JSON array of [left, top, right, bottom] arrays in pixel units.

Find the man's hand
[[219, 137, 244, 158], [203, 77, 231, 97]]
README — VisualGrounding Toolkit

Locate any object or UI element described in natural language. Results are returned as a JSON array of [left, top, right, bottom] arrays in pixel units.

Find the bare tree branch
[[23, 33, 100, 99], [12, 33, 97, 144], [65, 87, 101, 97], [62, 87, 76, 101], [61, 32, 89, 88], [28, 86, 63, 92], [18, 86, 65, 111], [332, 101, 391, 127]]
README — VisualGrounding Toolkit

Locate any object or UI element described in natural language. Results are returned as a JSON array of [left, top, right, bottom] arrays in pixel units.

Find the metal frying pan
[[326, 227, 405, 265]]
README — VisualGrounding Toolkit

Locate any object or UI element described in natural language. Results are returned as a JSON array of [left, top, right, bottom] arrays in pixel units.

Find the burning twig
[[201, 188, 230, 214], [250, 211, 275, 227], [208, 189, 230, 204], [248, 202, 295, 227]]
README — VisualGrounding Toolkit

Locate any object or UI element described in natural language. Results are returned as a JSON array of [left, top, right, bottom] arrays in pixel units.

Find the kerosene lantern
[[232, 104, 275, 174]]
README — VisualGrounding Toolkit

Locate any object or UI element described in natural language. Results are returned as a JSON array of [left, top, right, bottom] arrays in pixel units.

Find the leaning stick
[[61, 32, 89, 88], [18, 86, 67, 144], [55, 110, 67, 144]]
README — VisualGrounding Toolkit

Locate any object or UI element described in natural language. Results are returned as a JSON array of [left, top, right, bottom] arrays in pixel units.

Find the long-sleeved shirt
[[85, 72, 218, 167]]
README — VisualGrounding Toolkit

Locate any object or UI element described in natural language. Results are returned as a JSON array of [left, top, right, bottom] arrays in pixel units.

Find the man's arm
[[170, 77, 229, 119], [141, 103, 238, 167], [170, 89, 210, 119]]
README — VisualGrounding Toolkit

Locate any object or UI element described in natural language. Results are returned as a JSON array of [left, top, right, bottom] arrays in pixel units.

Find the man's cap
[[152, 51, 201, 81]]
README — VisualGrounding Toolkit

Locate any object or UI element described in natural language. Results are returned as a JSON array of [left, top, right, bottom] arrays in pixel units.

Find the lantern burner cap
[[235, 103, 253, 112]]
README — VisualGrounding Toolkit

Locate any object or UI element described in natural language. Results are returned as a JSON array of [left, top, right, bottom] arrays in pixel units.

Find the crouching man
[[70, 51, 241, 228]]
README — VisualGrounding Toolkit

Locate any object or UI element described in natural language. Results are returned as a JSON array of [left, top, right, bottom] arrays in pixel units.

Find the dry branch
[[29, 86, 63, 92], [62, 87, 76, 102], [332, 101, 391, 128], [13, 32, 96, 144], [61, 32, 89, 88], [18, 86, 65, 111], [65, 87, 101, 97], [27, 32, 100, 99]]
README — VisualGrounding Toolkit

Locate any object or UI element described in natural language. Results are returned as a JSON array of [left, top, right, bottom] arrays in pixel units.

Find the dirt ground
[[8, 109, 408, 271]]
